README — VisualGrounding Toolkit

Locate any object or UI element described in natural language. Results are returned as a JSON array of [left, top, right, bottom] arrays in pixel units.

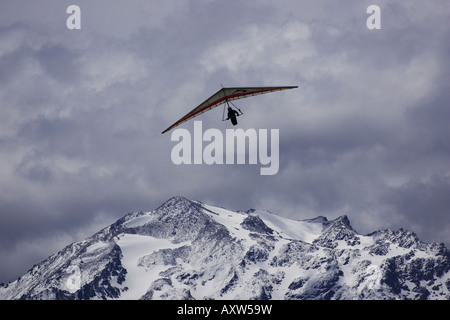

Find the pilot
[[226, 107, 240, 126]]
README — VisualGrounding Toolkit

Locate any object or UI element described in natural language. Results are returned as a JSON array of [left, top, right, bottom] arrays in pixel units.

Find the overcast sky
[[0, 0, 449, 284]]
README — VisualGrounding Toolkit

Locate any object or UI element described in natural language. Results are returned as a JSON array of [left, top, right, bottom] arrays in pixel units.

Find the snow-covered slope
[[1, 196, 449, 300]]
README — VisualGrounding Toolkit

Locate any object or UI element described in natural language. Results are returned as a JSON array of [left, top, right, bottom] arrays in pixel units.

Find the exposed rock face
[[1, 196, 449, 300]]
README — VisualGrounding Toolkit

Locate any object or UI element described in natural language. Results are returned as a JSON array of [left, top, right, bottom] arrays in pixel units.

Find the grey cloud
[[382, 175, 450, 243], [36, 44, 81, 83], [0, 1, 449, 284]]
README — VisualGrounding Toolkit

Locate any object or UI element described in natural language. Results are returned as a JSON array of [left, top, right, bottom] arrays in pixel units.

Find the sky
[[0, 0, 449, 284]]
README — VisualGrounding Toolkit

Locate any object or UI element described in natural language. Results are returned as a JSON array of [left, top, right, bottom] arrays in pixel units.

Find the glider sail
[[162, 86, 298, 134]]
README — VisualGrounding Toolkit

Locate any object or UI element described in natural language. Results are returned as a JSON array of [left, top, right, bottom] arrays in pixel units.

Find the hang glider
[[161, 86, 298, 134]]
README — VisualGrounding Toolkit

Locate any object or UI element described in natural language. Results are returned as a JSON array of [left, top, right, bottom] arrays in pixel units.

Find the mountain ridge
[[1, 196, 449, 300]]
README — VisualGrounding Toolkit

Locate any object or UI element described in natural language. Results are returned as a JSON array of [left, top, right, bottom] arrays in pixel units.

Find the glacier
[[1, 196, 449, 300]]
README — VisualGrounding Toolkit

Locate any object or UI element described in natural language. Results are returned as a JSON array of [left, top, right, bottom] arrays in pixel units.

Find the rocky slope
[[1, 196, 449, 300]]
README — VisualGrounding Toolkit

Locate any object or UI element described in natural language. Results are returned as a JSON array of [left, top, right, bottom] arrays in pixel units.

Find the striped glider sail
[[162, 86, 298, 134]]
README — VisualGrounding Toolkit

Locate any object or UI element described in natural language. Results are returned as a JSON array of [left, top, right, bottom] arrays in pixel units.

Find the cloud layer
[[0, 0, 449, 283]]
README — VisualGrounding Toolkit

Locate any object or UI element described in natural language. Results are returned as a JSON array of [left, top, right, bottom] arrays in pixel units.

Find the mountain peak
[[156, 196, 197, 212], [240, 215, 274, 235], [302, 216, 328, 224], [325, 215, 352, 229], [1, 197, 449, 300]]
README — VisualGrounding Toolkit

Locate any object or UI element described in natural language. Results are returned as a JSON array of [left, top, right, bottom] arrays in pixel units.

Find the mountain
[[1, 196, 449, 300]]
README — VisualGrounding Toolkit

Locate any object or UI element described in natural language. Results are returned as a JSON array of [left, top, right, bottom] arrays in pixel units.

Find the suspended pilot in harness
[[226, 106, 240, 126]]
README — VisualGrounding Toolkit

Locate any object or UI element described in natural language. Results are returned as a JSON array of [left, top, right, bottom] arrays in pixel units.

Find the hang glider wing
[[162, 86, 298, 134]]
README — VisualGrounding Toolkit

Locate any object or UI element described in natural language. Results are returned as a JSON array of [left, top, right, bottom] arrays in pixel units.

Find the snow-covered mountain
[[1, 196, 449, 300]]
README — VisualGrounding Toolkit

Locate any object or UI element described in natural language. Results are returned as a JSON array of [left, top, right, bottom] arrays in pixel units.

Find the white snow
[[4, 198, 449, 300], [115, 233, 186, 300], [85, 240, 110, 254], [202, 204, 249, 240], [202, 204, 323, 243], [253, 210, 323, 243], [122, 212, 153, 228]]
